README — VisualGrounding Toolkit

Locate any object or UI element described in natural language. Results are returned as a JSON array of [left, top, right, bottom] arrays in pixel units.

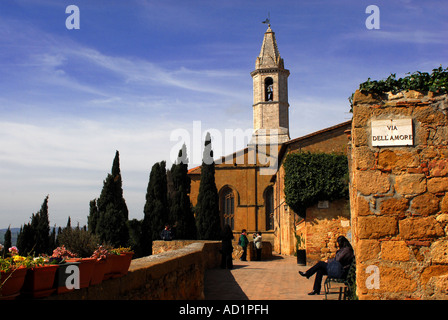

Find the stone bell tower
[[250, 24, 290, 145]]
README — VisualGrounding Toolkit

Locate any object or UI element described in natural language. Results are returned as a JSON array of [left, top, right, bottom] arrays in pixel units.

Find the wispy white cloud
[[345, 29, 447, 45]]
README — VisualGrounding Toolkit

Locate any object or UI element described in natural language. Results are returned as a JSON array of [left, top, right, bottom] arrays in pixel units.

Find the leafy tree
[[57, 225, 100, 258], [283, 152, 349, 218], [93, 150, 130, 247], [195, 133, 221, 240], [141, 161, 168, 255], [169, 144, 197, 239]]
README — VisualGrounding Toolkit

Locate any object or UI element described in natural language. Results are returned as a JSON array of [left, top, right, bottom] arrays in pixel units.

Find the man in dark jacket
[[298, 236, 354, 295]]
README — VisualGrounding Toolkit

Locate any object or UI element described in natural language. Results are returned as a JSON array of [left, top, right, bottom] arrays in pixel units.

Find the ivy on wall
[[283, 152, 349, 218], [349, 65, 448, 111]]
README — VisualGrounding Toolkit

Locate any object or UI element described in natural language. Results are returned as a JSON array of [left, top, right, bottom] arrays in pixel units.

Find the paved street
[[204, 254, 339, 300]]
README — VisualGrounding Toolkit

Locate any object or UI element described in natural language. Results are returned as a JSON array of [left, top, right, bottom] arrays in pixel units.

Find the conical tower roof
[[255, 26, 285, 70]]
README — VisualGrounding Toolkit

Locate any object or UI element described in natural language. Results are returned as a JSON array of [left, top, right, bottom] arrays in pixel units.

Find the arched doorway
[[265, 186, 274, 230]]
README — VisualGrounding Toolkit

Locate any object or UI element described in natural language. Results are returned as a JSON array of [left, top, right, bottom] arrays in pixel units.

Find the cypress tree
[[127, 219, 143, 258], [141, 161, 168, 255], [3, 226, 12, 255], [16, 196, 51, 255], [49, 225, 57, 252], [95, 150, 130, 247], [87, 199, 99, 233], [169, 144, 196, 239], [17, 223, 34, 256], [195, 133, 221, 240], [35, 195, 51, 255]]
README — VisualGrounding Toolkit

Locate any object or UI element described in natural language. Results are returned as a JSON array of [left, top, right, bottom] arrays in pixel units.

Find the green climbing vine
[[349, 65, 448, 112], [283, 152, 349, 218]]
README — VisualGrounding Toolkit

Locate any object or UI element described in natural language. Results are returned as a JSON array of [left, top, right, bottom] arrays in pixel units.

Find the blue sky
[[1, 0, 447, 228]]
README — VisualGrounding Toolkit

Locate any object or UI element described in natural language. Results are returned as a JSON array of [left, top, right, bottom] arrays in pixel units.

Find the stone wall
[[154, 240, 272, 261], [46, 242, 221, 300], [305, 199, 351, 263], [350, 90, 448, 300]]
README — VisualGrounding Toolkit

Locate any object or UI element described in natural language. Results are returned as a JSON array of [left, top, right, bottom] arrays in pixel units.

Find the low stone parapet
[[45, 241, 221, 300]]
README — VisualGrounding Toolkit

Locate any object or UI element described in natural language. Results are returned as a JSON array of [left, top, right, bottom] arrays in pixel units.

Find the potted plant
[[21, 255, 59, 299], [109, 247, 134, 278], [294, 232, 306, 266], [50, 246, 80, 294], [0, 247, 29, 300], [90, 245, 109, 285], [66, 256, 96, 289]]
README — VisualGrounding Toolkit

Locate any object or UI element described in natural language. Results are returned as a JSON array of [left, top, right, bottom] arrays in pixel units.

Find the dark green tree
[[94, 150, 130, 247], [87, 199, 99, 233], [169, 144, 196, 239], [49, 225, 57, 253], [2, 226, 12, 256], [16, 224, 34, 256], [127, 219, 143, 258], [195, 133, 221, 240], [66, 216, 72, 230], [16, 196, 52, 255], [141, 161, 168, 255]]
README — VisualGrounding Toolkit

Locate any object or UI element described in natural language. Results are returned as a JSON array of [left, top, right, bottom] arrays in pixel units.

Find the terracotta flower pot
[[103, 254, 124, 280], [74, 258, 96, 288], [90, 259, 107, 286], [22, 265, 59, 298], [0, 267, 28, 300], [55, 261, 80, 294], [118, 252, 134, 276]]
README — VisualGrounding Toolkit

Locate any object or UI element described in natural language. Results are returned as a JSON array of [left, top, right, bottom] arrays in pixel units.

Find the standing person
[[253, 231, 262, 261], [298, 235, 354, 295], [160, 224, 173, 241], [238, 229, 249, 261], [221, 224, 234, 269]]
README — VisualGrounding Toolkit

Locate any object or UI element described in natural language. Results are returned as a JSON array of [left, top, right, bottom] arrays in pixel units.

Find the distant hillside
[[0, 228, 21, 247]]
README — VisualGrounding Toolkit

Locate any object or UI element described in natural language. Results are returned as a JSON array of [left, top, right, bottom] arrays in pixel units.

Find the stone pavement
[[204, 254, 340, 300]]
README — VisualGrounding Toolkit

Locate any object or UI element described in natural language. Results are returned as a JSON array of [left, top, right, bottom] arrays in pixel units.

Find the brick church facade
[[188, 25, 351, 261]]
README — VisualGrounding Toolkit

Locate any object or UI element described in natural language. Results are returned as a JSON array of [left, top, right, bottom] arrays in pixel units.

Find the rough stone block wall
[[305, 199, 351, 263], [350, 90, 448, 300]]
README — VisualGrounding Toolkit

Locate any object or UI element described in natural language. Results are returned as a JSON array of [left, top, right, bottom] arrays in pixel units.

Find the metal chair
[[324, 258, 356, 300]]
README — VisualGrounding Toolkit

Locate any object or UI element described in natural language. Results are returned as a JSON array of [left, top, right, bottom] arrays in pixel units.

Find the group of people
[[220, 225, 263, 269]]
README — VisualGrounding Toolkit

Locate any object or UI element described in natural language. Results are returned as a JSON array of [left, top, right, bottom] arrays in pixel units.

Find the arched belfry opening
[[265, 77, 273, 101]]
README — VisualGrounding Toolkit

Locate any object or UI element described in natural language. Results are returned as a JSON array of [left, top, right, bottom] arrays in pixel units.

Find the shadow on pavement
[[204, 268, 249, 300]]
